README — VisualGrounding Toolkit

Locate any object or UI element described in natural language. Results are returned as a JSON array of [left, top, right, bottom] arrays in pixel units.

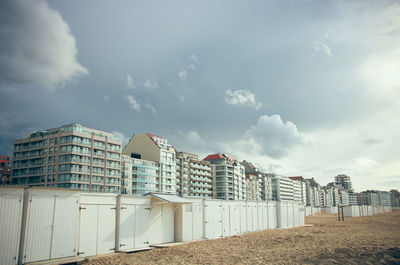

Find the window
[[131, 153, 141, 159]]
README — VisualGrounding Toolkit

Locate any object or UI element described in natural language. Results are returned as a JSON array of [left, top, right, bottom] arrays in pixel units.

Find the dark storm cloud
[[0, 0, 88, 90]]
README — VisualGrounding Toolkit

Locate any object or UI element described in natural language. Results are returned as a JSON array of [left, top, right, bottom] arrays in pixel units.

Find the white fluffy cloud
[[313, 41, 333, 57], [125, 95, 141, 112], [143, 102, 157, 114], [0, 0, 88, 90], [171, 130, 211, 157], [225, 89, 263, 110], [178, 70, 187, 80], [125, 74, 136, 89], [143, 76, 158, 89], [111, 131, 129, 147]]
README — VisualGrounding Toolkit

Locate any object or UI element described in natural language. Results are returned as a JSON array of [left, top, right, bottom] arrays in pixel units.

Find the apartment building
[[12, 124, 122, 193], [176, 151, 213, 198], [0, 155, 11, 185], [289, 176, 306, 204], [203, 154, 245, 200], [259, 173, 273, 201], [121, 155, 158, 195], [123, 133, 176, 194], [339, 189, 350, 206], [270, 174, 294, 201], [241, 160, 261, 200]]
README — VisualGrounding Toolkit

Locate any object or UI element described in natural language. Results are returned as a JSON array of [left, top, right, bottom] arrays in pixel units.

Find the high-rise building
[[203, 154, 245, 200], [12, 124, 122, 193], [241, 160, 262, 200], [270, 174, 294, 201], [175, 151, 213, 198], [289, 176, 306, 204], [123, 133, 177, 194], [259, 173, 273, 201], [0, 155, 11, 185], [121, 155, 158, 196], [335, 174, 353, 191], [390, 190, 400, 207]]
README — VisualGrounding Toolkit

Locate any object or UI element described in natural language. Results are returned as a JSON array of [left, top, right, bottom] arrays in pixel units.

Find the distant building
[[259, 173, 273, 201], [289, 176, 306, 204], [121, 155, 158, 196], [390, 190, 400, 207], [339, 189, 350, 206], [241, 160, 262, 200], [0, 155, 11, 185], [123, 133, 177, 194], [176, 151, 213, 198], [270, 174, 294, 201], [12, 123, 122, 193], [305, 178, 321, 207], [203, 154, 245, 200]]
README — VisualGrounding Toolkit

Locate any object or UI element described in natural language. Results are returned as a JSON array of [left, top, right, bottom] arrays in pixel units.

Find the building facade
[[203, 154, 245, 200], [121, 155, 158, 195], [176, 151, 213, 198], [270, 174, 294, 201], [123, 133, 177, 194], [12, 124, 122, 193]]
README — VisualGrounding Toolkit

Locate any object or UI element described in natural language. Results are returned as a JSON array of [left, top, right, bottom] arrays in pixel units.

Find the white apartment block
[[259, 173, 273, 201], [244, 173, 260, 200], [203, 154, 245, 200], [123, 133, 176, 194], [292, 179, 303, 203], [121, 155, 158, 196], [339, 189, 350, 206], [12, 124, 122, 193], [176, 152, 213, 198], [270, 174, 294, 201]]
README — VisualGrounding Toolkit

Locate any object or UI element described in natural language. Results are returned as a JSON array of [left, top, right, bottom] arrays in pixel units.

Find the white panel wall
[[287, 202, 294, 228], [277, 202, 288, 228], [267, 201, 277, 229], [149, 202, 174, 245], [79, 194, 116, 257], [0, 187, 24, 265], [239, 201, 247, 233], [222, 202, 231, 237], [174, 198, 203, 243], [204, 200, 222, 239], [117, 196, 150, 251], [21, 188, 79, 264], [229, 202, 241, 236]]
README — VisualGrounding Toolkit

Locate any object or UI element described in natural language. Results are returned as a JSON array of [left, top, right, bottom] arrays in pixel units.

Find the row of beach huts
[[0, 187, 391, 265]]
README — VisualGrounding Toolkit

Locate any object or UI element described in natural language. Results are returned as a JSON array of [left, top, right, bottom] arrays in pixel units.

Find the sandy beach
[[81, 210, 400, 264]]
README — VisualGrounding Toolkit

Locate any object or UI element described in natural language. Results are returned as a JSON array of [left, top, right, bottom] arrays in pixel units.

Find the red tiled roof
[[289, 176, 304, 181], [0, 156, 10, 163], [203, 153, 236, 161]]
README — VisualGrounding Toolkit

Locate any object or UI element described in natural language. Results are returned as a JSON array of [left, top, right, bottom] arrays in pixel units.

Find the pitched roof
[[203, 153, 236, 161], [289, 176, 304, 181]]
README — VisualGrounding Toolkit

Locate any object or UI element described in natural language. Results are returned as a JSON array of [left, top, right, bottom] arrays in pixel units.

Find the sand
[[81, 210, 400, 265]]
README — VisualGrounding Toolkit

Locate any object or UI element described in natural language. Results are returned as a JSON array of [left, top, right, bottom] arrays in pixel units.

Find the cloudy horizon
[[1, 0, 399, 192]]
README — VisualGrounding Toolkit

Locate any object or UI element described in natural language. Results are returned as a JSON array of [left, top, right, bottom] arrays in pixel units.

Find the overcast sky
[[1, 0, 399, 191]]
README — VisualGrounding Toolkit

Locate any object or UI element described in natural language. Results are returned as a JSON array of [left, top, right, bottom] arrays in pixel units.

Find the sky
[[0, 0, 399, 192]]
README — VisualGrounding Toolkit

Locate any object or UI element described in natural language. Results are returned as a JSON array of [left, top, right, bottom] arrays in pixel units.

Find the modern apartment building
[[241, 160, 261, 200], [335, 174, 353, 191], [123, 133, 176, 194], [175, 151, 213, 198], [259, 173, 273, 201], [270, 174, 294, 201], [203, 154, 245, 200], [121, 155, 158, 195], [0, 155, 11, 185], [12, 124, 122, 193], [339, 189, 350, 206]]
